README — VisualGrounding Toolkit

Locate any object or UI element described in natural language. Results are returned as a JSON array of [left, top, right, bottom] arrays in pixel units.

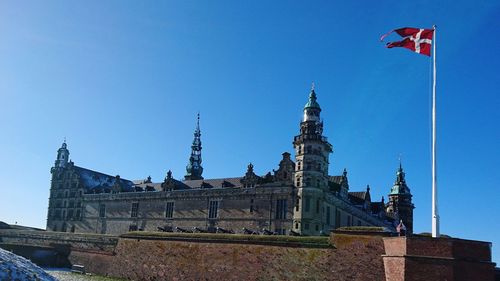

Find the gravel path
[[45, 269, 126, 281]]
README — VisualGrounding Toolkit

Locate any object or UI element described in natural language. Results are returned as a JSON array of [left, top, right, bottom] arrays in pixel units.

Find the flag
[[381, 27, 434, 56]]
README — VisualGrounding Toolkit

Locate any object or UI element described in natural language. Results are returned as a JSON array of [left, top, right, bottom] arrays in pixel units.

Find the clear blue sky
[[1, 1, 498, 263]]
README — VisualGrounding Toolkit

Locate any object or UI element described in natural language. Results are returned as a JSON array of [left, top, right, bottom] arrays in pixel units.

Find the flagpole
[[431, 25, 440, 238]]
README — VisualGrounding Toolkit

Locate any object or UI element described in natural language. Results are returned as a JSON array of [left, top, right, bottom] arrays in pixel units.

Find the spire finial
[[398, 153, 402, 170], [311, 81, 315, 91], [197, 112, 200, 130]]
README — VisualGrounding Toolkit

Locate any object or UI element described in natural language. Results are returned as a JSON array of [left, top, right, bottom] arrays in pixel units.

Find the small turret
[[54, 140, 70, 168]]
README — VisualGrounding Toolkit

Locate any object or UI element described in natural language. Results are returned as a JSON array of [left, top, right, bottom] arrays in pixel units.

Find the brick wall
[[383, 236, 496, 281], [68, 234, 387, 281]]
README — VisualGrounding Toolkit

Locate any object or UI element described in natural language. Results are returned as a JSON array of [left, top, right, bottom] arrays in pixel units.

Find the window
[[347, 215, 352, 226], [295, 223, 299, 229], [165, 202, 174, 218], [297, 162, 301, 170], [250, 199, 254, 213], [295, 197, 300, 212], [68, 209, 74, 219], [305, 223, 310, 230], [296, 177, 301, 187], [275, 199, 287, 219], [357, 220, 362, 226], [316, 199, 320, 214], [76, 209, 81, 219], [99, 204, 106, 218], [326, 206, 331, 225], [131, 202, 139, 218], [129, 225, 138, 231], [305, 197, 310, 212], [208, 200, 219, 219]]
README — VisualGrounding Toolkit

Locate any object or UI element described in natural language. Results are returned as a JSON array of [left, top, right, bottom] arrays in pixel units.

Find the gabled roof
[[329, 176, 343, 185], [182, 177, 243, 189], [348, 191, 369, 205]]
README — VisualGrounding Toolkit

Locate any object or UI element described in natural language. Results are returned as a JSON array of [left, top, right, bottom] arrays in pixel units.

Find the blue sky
[[0, 1, 499, 262]]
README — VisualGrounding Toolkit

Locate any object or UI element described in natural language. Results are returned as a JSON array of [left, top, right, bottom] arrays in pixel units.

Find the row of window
[[297, 145, 323, 155], [294, 200, 365, 229], [53, 200, 82, 208], [98, 199, 289, 220], [295, 177, 322, 188], [52, 190, 83, 198], [296, 161, 324, 172], [49, 209, 82, 220]]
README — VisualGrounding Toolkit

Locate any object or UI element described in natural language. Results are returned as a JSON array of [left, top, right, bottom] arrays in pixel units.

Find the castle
[[46, 87, 414, 236]]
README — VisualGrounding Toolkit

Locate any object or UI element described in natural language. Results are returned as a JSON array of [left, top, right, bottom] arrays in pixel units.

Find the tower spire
[[387, 162, 414, 234], [185, 113, 204, 180]]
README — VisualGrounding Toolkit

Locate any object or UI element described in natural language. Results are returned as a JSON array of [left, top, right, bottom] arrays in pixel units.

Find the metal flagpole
[[431, 25, 440, 238]]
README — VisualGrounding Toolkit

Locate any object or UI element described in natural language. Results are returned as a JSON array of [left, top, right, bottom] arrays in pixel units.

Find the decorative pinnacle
[[398, 153, 403, 170], [311, 82, 315, 91]]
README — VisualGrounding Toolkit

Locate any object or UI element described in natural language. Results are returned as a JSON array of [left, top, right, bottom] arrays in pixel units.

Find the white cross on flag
[[381, 27, 434, 56]]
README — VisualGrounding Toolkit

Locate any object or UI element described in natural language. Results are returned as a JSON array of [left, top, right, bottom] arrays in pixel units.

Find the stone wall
[[68, 233, 387, 281]]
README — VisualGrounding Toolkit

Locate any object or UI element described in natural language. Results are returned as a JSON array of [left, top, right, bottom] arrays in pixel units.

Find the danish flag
[[381, 27, 434, 56]]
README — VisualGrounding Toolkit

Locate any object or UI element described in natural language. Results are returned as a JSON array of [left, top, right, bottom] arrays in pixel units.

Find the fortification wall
[[0, 229, 495, 281], [68, 233, 387, 281], [0, 229, 117, 254]]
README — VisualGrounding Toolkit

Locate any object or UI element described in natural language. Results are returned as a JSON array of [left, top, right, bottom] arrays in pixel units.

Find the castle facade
[[46, 87, 414, 235]]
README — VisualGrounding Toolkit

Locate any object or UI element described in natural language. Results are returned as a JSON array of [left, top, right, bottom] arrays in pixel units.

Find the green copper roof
[[304, 89, 321, 110], [390, 184, 405, 195]]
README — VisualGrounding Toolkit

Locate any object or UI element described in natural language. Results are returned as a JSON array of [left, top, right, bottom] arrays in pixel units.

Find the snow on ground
[[0, 247, 57, 281]]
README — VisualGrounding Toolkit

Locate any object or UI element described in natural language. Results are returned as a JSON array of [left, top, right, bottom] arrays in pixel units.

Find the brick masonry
[[0, 229, 496, 281], [383, 236, 496, 281]]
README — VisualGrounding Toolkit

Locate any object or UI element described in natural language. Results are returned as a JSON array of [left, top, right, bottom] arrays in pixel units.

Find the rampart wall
[[0, 229, 495, 281]]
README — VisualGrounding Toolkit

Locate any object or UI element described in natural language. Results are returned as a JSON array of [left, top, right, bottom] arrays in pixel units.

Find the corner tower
[[292, 85, 333, 235], [386, 163, 414, 234], [185, 114, 204, 180]]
